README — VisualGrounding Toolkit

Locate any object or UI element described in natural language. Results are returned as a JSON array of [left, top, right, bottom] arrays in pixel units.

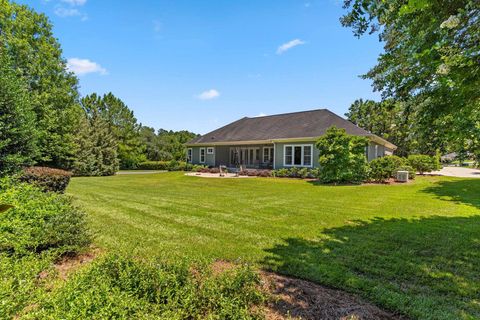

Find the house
[[186, 109, 396, 169]]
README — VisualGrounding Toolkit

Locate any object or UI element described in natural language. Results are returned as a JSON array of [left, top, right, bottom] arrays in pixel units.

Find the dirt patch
[[262, 272, 405, 320], [53, 248, 101, 280], [210, 260, 405, 319]]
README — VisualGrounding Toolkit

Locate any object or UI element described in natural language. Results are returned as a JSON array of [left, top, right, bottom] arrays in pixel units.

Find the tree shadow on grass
[[262, 216, 480, 320], [421, 178, 480, 209]]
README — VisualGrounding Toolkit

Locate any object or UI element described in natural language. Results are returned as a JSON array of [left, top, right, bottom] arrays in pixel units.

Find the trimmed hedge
[[19, 166, 72, 193], [367, 156, 415, 182]]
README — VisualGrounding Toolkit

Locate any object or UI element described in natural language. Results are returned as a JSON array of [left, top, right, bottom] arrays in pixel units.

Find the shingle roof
[[187, 109, 394, 148]]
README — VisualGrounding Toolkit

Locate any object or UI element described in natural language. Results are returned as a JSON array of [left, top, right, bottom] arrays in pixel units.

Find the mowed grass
[[68, 172, 480, 320]]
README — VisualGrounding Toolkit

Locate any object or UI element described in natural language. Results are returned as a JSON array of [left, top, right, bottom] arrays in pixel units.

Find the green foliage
[[342, 0, 480, 160], [1, 252, 54, 319], [0, 47, 37, 176], [0, 178, 91, 255], [29, 254, 265, 319], [140, 126, 198, 161], [316, 126, 368, 183], [408, 154, 440, 174], [73, 100, 119, 176], [368, 155, 410, 182], [271, 167, 320, 178], [346, 99, 416, 156], [83, 93, 146, 169], [1, 0, 82, 168], [19, 166, 72, 193], [136, 160, 197, 171]]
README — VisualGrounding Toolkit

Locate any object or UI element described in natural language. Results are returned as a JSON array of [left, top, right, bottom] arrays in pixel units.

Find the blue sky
[[21, 0, 383, 134]]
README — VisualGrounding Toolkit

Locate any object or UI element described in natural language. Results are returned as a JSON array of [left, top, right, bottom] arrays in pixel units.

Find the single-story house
[[186, 109, 396, 169]]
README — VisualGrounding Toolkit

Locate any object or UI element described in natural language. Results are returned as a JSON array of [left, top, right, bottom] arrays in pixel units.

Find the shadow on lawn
[[263, 215, 480, 319], [421, 178, 480, 209]]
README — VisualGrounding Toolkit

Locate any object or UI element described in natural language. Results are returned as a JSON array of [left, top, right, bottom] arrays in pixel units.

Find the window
[[284, 144, 313, 167], [263, 147, 274, 163], [187, 148, 192, 162], [285, 146, 293, 165], [200, 148, 206, 163], [303, 146, 312, 166], [207, 147, 214, 154]]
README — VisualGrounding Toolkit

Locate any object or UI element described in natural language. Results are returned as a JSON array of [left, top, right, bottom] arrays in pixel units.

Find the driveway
[[431, 166, 480, 178]]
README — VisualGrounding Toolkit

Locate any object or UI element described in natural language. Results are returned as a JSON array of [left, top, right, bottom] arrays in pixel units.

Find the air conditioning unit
[[396, 170, 409, 182]]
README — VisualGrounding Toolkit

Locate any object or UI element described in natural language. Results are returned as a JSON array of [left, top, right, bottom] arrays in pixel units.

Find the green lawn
[[68, 172, 480, 320]]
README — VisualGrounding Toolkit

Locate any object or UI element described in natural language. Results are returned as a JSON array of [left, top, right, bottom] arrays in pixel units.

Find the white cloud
[[66, 58, 107, 76], [276, 39, 306, 54], [61, 0, 87, 6], [197, 89, 220, 100], [255, 113, 267, 117], [55, 7, 80, 17]]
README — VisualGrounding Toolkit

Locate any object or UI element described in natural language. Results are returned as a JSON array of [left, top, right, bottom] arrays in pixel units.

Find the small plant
[[19, 166, 72, 193]]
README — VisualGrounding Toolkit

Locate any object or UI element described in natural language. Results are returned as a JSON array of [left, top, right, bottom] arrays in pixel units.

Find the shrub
[[408, 154, 440, 174], [271, 167, 319, 179], [19, 166, 72, 193], [368, 156, 405, 182], [0, 178, 91, 255], [137, 161, 198, 171], [316, 126, 368, 184], [31, 254, 265, 319]]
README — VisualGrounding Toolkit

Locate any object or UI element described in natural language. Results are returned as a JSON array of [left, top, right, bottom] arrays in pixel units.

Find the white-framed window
[[207, 147, 214, 154], [283, 144, 313, 167], [187, 148, 192, 162], [200, 148, 206, 163], [263, 147, 274, 163]]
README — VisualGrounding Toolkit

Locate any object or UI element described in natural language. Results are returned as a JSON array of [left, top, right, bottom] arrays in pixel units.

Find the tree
[[73, 98, 119, 176], [79, 93, 145, 169], [341, 0, 480, 157], [0, 47, 37, 175], [1, 0, 81, 168], [316, 126, 369, 183], [139, 127, 198, 161]]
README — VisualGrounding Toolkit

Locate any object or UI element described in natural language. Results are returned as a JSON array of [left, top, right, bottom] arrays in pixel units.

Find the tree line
[[0, 1, 197, 176]]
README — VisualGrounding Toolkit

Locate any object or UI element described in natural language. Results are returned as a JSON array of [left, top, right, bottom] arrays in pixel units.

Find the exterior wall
[[367, 142, 387, 162], [189, 139, 392, 168], [274, 141, 320, 169]]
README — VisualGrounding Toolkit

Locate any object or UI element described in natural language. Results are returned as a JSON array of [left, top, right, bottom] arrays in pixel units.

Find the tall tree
[[341, 0, 480, 157], [139, 127, 198, 161], [73, 98, 119, 176], [0, 47, 37, 175], [1, 0, 81, 168]]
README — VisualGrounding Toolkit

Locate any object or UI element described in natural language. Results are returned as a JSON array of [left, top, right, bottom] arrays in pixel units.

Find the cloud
[[55, 7, 80, 17], [255, 113, 267, 117], [66, 58, 107, 76], [197, 89, 220, 100], [61, 0, 87, 5], [276, 39, 306, 54]]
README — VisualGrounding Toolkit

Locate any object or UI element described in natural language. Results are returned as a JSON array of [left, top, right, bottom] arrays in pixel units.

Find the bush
[[271, 167, 320, 179], [316, 126, 368, 184], [368, 156, 405, 182], [136, 161, 199, 171], [408, 154, 440, 174], [19, 166, 72, 193], [30, 254, 265, 319], [0, 178, 91, 255]]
